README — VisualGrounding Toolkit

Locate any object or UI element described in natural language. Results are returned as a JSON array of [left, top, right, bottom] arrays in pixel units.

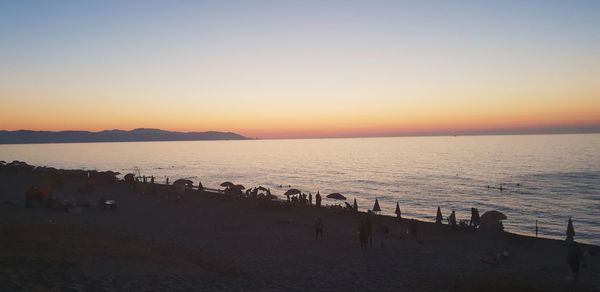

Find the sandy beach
[[1, 162, 599, 291]]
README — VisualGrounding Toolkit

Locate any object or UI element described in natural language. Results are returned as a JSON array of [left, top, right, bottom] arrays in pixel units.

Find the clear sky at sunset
[[1, 0, 599, 138]]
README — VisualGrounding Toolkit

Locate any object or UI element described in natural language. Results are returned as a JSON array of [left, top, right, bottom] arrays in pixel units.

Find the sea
[[1, 134, 599, 245]]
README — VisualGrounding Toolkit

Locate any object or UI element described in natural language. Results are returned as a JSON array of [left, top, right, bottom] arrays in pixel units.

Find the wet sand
[[1, 165, 599, 291]]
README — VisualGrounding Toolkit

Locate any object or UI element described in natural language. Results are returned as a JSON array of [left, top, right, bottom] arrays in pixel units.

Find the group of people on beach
[[286, 192, 323, 207]]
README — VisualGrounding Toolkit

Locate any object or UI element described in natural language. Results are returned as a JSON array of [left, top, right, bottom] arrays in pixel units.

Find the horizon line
[[1, 128, 599, 145]]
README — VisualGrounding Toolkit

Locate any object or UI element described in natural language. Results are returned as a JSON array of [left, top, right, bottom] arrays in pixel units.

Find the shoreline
[[3, 160, 595, 245], [1, 161, 599, 291]]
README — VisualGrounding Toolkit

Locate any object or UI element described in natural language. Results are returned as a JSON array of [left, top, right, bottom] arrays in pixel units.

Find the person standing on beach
[[469, 208, 477, 227], [314, 217, 324, 240], [316, 192, 322, 207], [309, 193, 312, 205], [150, 176, 155, 194], [448, 210, 457, 229]]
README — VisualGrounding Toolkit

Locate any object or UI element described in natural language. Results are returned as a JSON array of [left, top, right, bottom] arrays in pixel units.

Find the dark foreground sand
[[1, 167, 599, 291]]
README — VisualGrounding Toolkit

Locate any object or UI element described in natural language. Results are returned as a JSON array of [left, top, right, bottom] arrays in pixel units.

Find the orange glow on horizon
[[3, 101, 599, 139]]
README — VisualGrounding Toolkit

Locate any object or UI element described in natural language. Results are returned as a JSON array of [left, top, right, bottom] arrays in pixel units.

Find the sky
[[1, 0, 599, 139]]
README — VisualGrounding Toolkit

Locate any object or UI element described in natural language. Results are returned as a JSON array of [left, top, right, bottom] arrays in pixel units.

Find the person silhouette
[[314, 217, 324, 240], [315, 192, 322, 207]]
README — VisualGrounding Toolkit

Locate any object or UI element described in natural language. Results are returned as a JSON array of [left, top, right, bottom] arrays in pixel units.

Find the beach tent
[[327, 193, 347, 200], [566, 217, 575, 242], [372, 198, 381, 213], [353, 198, 358, 211], [395, 202, 401, 219], [257, 186, 269, 192], [479, 210, 507, 232], [436, 206, 443, 224]]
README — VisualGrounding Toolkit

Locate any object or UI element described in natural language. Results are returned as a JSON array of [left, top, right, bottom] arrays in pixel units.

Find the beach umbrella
[[220, 181, 235, 188], [257, 186, 269, 192], [234, 184, 245, 190], [566, 217, 575, 242], [373, 198, 381, 212], [436, 206, 443, 224], [395, 202, 401, 219], [327, 193, 347, 200], [353, 198, 358, 211], [284, 188, 302, 196]]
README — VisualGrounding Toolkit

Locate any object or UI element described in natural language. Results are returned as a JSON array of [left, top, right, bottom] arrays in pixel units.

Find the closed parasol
[[373, 198, 381, 212], [566, 217, 575, 242], [436, 206, 443, 224], [327, 193, 346, 200]]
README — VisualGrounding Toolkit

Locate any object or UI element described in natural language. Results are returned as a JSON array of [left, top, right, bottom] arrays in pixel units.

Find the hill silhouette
[[0, 128, 247, 144]]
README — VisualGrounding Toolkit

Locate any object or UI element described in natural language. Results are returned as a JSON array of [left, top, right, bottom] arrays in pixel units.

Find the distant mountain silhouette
[[0, 128, 247, 144]]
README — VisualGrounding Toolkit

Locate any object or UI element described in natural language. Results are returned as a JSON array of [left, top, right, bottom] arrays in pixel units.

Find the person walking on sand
[[314, 217, 324, 240]]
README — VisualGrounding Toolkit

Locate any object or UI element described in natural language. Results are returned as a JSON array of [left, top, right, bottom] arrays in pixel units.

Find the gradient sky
[[1, 0, 599, 138]]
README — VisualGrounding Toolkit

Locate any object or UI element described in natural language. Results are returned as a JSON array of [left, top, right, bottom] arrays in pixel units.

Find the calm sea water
[[1, 134, 599, 244]]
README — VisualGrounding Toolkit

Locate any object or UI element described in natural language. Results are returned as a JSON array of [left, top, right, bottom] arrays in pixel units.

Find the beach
[[1, 163, 599, 291]]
